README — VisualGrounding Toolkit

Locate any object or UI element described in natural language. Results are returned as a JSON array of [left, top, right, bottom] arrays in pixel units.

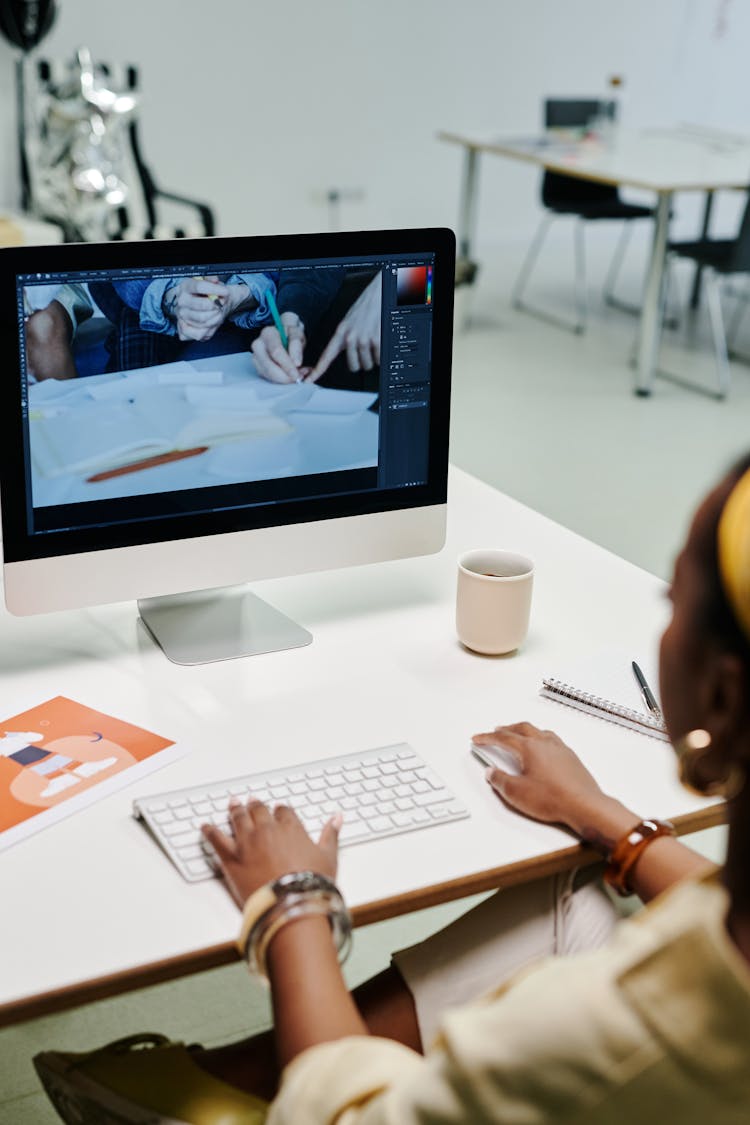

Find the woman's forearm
[[266, 915, 368, 1068], [572, 795, 715, 902]]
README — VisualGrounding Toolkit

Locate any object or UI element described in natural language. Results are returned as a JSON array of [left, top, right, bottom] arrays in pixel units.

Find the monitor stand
[[137, 586, 312, 666]]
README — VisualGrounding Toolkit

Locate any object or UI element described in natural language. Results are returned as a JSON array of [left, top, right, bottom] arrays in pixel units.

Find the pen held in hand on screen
[[86, 446, 209, 483], [265, 288, 305, 382], [265, 288, 289, 349], [632, 661, 662, 717]]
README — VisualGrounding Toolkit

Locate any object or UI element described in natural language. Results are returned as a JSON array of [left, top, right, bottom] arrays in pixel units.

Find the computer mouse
[[470, 740, 522, 776]]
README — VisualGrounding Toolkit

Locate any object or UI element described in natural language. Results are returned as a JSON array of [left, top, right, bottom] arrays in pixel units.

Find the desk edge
[[0, 804, 726, 1028]]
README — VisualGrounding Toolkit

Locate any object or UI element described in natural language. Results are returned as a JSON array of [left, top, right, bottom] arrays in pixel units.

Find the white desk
[[440, 126, 750, 394], [0, 468, 723, 1026]]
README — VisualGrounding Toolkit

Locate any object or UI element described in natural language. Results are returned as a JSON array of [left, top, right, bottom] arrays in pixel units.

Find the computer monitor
[[0, 228, 454, 663]]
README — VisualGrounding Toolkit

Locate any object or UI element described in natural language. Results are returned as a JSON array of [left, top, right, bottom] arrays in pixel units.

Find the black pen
[[632, 661, 661, 717]]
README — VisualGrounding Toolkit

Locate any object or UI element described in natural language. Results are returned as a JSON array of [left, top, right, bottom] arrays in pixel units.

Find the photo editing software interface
[[16, 250, 437, 547]]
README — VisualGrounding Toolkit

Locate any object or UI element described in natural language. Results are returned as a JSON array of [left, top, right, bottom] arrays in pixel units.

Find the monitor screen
[[0, 228, 454, 660]]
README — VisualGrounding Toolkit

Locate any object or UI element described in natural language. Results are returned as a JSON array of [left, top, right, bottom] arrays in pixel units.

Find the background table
[[0, 468, 723, 1026], [440, 126, 750, 394]]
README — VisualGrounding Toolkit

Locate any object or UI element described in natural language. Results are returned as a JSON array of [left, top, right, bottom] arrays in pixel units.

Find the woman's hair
[[696, 452, 750, 671]]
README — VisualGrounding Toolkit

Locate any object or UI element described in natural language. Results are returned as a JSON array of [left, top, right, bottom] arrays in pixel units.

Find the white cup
[[456, 549, 534, 655]]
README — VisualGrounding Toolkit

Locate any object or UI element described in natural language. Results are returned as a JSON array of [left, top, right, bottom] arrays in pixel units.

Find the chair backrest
[[541, 98, 619, 211], [544, 98, 617, 130], [730, 190, 750, 273]]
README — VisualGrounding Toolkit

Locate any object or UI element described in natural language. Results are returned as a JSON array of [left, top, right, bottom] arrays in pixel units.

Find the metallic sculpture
[[23, 46, 137, 240]]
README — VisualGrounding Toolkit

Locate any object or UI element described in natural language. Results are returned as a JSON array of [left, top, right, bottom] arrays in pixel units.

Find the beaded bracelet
[[237, 871, 352, 980], [604, 818, 675, 896]]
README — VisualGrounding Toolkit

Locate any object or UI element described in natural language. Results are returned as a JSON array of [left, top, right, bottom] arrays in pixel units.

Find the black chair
[[512, 98, 654, 333], [663, 191, 750, 398], [26, 55, 215, 242]]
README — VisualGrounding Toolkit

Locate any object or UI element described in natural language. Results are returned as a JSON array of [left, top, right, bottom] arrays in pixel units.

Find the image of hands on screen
[[22, 267, 383, 510], [23, 269, 383, 388]]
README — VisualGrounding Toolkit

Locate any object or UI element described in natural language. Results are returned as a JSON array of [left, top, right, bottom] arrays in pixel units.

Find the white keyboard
[[133, 743, 469, 882]]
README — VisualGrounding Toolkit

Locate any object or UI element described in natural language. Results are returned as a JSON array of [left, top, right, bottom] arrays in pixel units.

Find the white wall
[[1, 0, 749, 245]]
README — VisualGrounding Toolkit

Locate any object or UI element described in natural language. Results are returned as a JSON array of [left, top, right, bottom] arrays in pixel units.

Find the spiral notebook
[[539, 649, 669, 741]]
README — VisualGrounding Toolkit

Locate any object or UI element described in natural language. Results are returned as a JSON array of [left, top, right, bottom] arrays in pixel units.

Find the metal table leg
[[456, 146, 480, 285], [634, 191, 672, 396]]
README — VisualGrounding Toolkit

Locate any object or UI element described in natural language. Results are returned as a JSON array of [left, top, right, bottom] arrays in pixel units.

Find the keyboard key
[[186, 859, 211, 878], [418, 768, 443, 789], [429, 804, 452, 819], [368, 815, 392, 832], [414, 791, 449, 807], [339, 822, 373, 843], [162, 821, 189, 837]]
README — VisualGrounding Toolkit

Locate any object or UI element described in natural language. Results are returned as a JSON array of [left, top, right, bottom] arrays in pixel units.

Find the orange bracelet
[[604, 818, 675, 897]]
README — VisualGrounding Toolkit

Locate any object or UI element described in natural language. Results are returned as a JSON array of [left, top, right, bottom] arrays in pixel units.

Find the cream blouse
[[268, 873, 750, 1123]]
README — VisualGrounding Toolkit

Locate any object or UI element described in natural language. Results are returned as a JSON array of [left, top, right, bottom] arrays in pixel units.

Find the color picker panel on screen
[[397, 265, 432, 306]]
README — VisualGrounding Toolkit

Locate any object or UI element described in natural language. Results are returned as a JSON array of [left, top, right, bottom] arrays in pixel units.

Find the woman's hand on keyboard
[[201, 800, 343, 907]]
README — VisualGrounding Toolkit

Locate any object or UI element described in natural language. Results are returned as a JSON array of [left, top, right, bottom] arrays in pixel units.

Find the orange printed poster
[[0, 696, 181, 850]]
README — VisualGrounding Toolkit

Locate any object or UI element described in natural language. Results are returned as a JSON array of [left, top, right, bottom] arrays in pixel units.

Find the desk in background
[[439, 126, 750, 395], [0, 212, 63, 247], [0, 468, 724, 1026]]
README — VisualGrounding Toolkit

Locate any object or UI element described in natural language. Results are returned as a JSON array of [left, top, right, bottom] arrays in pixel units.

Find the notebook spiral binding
[[540, 678, 670, 742]]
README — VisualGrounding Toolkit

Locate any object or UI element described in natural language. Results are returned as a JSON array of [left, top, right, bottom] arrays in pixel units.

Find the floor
[[1, 227, 744, 1122]]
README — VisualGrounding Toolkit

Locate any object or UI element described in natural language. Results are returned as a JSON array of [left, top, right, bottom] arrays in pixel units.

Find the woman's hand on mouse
[[472, 723, 633, 842]]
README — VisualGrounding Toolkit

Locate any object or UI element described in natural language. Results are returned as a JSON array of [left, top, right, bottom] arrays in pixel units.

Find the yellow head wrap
[[717, 465, 750, 641]]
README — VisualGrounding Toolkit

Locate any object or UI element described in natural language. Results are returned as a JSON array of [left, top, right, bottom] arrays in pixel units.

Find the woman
[[36, 456, 750, 1123]]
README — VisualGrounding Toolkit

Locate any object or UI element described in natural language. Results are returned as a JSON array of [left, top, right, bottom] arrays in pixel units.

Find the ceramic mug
[[456, 549, 534, 655]]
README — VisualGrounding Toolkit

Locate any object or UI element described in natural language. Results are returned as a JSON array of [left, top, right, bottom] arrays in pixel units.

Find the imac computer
[[0, 228, 454, 663]]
